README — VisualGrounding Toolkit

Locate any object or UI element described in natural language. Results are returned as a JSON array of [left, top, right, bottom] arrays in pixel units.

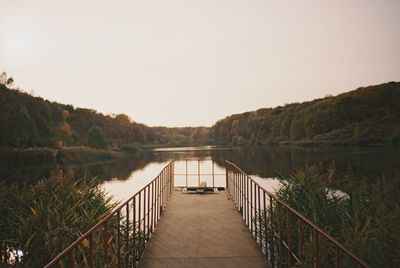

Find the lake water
[[2, 146, 400, 203]]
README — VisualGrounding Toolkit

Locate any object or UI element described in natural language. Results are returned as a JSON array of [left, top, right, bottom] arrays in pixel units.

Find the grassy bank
[[274, 165, 400, 267], [0, 147, 131, 167], [0, 170, 116, 267]]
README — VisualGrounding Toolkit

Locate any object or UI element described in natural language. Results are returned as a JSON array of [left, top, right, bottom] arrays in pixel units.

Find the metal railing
[[173, 158, 225, 188], [44, 161, 174, 268], [225, 160, 370, 268]]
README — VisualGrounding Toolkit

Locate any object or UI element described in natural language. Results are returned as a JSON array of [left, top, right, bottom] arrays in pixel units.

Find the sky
[[1, 0, 399, 127]]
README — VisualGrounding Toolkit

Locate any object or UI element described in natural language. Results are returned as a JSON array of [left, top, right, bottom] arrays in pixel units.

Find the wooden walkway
[[140, 190, 269, 268]]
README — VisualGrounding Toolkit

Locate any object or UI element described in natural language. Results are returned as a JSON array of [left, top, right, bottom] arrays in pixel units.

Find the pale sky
[[1, 0, 399, 127]]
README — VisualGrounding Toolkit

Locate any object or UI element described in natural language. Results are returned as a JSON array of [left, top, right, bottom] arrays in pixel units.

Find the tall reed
[[272, 164, 400, 267], [0, 170, 116, 267]]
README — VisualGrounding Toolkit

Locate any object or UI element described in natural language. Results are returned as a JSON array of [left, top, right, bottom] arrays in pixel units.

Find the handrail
[[225, 160, 370, 268], [45, 161, 174, 268], [173, 159, 225, 188]]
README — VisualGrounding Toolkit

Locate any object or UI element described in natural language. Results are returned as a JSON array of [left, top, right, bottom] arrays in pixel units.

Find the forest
[[0, 73, 209, 149], [209, 82, 400, 146], [1, 72, 399, 150]]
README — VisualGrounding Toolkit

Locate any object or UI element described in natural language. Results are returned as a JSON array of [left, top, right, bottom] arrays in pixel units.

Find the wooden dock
[[139, 190, 269, 268]]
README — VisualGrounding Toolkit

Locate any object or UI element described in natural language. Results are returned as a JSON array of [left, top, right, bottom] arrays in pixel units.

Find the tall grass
[[0, 170, 116, 267], [273, 164, 400, 267]]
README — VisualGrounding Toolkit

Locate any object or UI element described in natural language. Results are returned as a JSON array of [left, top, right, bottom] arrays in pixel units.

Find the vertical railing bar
[[314, 230, 319, 268], [151, 181, 155, 233], [161, 168, 164, 207], [239, 173, 241, 209], [278, 205, 282, 267], [147, 185, 150, 242], [159, 175, 161, 221], [263, 191, 267, 257], [246, 176, 250, 227], [169, 164, 171, 193], [287, 209, 291, 268], [67, 250, 74, 268], [170, 163, 173, 194], [253, 184, 258, 244], [88, 233, 93, 268], [125, 202, 129, 267], [156, 176, 159, 220], [132, 196, 136, 262], [162, 169, 165, 208], [185, 160, 188, 188], [138, 192, 142, 260], [234, 172, 237, 207], [336, 246, 340, 268], [117, 210, 121, 268], [225, 166, 228, 191], [250, 180, 254, 236], [269, 196, 275, 267], [198, 159, 200, 187], [231, 171, 233, 203], [237, 173, 240, 208], [240, 174, 244, 219], [143, 187, 147, 251], [258, 186, 261, 248], [298, 219, 303, 265], [212, 161, 215, 188], [103, 221, 108, 265], [172, 162, 175, 192]]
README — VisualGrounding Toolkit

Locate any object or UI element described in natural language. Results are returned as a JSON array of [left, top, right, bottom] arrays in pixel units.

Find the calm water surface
[[101, 146, 400, 202], [2, 146, 400, 203]]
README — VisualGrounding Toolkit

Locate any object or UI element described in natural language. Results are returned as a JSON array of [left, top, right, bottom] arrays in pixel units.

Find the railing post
[[314, 229, 319, 268], [125, 202, 129, 267], [186, 160, 188, 188], [212, 161, 215, 188], [225, 166, 228, 190], [336, 246, 340, 268], [298, 220, 303, 264], [250, 180, 254, 236], [269, 196, 275, 267], [239, 174, 244, 218], [287, 209, 291, 268], [88, 233, 93, 268], [117, 211, 121, 268], [263, 191, 267, 256], [68, 251, 74, 268], [147, 186, 150, 242], [198, 159, 200, 187], [103, 222, 109, 265], [246, 176, 250, 226], [257, 186, 261, 249]]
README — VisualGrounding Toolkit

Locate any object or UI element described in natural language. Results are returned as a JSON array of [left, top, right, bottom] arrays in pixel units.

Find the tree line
[[1, 72, 399, 149], [0, 73, 209, 149], [209, 82, 400, 146]]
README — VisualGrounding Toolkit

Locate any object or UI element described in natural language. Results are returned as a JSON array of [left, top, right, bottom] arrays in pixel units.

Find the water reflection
[[210, 146, 400, 180], [2, 146, 399, 202], [101, 162, 170, 202]]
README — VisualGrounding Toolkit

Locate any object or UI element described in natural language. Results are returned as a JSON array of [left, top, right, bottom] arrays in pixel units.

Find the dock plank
[[140, 190, 269, 268]]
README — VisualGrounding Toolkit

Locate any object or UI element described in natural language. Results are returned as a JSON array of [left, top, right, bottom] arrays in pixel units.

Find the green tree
[[87, 126, 107, 149]]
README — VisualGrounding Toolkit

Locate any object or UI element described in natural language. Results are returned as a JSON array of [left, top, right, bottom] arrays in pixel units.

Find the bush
[[275, 165, 400, 267], [87, 126, 107, 149], [120, 142, 142, 154], [0, 170, 116, 267]]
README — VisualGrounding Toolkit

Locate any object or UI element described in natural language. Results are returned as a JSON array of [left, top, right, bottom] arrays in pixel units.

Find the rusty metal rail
[[44, 161, 174, 268], [173, 159, 225, 188], [225, 160, 370, 268]]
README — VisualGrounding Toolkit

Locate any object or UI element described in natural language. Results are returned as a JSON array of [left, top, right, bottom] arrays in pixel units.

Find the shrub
[[120, 142, 142, 154], [87, 126, 107, 149], [0, 170, 116, 267]]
